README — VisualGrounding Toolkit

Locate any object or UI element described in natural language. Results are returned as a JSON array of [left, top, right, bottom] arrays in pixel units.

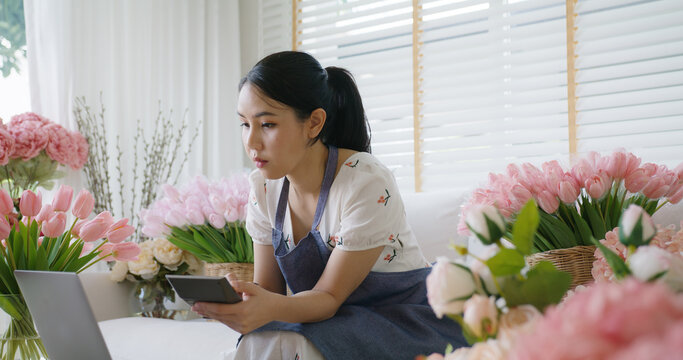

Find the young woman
[[193, 51, 465, 359]]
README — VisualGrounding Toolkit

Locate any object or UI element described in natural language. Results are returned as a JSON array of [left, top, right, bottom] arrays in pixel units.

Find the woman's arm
[[252, 243, 286, 295], [192, 245, 383, 334]]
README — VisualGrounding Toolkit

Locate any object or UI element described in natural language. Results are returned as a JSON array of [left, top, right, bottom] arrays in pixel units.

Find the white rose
[[152, 238, 183, 266], [629, 246, 683, 291], [128, 241, 160, 278], [463, 295, 499, 338], [182, 251, 203, 275], [471, 246, 499, 295], [426, 257, 477, 318], [109, 261, 128, 282]]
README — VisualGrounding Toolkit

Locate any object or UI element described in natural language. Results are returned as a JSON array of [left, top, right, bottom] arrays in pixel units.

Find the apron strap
[[311, 146, 337, 231], [273, 145, 338, 232]]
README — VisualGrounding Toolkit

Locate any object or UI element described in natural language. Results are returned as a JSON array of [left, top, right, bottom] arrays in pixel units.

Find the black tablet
[[166, 275, 242, 305]]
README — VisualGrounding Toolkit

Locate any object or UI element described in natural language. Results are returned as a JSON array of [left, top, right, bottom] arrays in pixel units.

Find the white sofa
[[80, 190, 471, 360], [80, 191, 683, 360]]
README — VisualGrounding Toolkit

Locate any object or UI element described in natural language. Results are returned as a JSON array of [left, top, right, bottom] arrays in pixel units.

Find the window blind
[[420, 0, 569, 191], [257, 0, 683, 193], [295, 0, 417, 190], [574, 0, 683, 170], [259, 0, 293, 58]]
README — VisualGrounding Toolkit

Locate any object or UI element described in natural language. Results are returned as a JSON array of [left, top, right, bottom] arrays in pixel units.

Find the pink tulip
[[51, 184, 73, 212], [625, 168, 649, 193], [98, 242, 140, 262], [42, 212, 67, 238], [36, 204, 54, 223], [675, 162, 683, 181], [463, 294, 499, 338], [558, 179, 580, 204], [161, 184, 181, 201], [0, 217, 11, 240], [667, 184, 683, 204], [536, 190, 559, 213], [71, 219, 87, 238], [72, 189, 95, 219], [19, 190, 42, 217], [0, 189, 13, 216], [208, 213, 226, 229], [642, 178, 670, 199], [79, 211, 114, 242], [105, 218, 135, 244], [542, 160, 564, 195], [164, 209, 186, 228], [80, 241, 95, 257], [186, 209, 205, 225], [585, 174, 609, 199]]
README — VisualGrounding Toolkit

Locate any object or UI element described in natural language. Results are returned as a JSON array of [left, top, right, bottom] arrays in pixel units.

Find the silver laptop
[[14, 270, 112, 360]]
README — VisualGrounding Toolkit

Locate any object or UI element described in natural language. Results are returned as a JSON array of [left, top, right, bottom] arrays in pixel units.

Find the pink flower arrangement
[[593, 223, 683, 287], [141, 174, 250, 237], [1, 185, 140, 293], [0, 112, 89, 199], [458, 150, 683, 252], [508, 279, 683, 360], [140, 174, 253, 263]]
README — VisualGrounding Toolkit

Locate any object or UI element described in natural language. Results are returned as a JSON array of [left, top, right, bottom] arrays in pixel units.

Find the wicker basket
[[203, 262, 254, 283], [526, 245, 596, 290]]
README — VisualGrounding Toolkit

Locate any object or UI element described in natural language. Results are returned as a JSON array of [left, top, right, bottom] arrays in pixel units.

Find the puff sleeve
[[245, 170, 273, 245], [334, 158, 405, 251]]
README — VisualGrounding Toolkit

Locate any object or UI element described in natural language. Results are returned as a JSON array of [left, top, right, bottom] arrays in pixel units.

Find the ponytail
[[321, 66, 371, 153], [240, 51, 371, 153]]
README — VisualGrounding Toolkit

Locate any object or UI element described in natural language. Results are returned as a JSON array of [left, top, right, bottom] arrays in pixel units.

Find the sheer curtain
[[23, 0, 244, 217]]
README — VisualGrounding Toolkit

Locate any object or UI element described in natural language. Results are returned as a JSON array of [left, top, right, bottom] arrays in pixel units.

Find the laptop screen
[[14, 270, 112, 360]]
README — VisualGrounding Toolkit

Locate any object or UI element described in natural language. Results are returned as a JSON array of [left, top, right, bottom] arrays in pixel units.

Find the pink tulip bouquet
[[0, 112, 89, 200], [458, 150, 683, 253], [140, 174, 252, 263], [0, 185, 140, 359]]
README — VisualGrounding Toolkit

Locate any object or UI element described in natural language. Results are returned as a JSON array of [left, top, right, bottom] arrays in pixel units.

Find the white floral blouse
[[246, 151, 429, 272]]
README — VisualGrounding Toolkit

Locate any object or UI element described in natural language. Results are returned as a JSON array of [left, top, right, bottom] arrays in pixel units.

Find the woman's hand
[[192, 273, 281, 334]]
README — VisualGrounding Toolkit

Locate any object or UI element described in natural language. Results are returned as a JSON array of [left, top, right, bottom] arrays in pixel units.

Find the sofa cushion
[[402, 190, 469, 263]]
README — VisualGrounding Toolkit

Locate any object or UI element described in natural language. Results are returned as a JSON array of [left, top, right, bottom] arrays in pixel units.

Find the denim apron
[[253, 146, 466, 359]]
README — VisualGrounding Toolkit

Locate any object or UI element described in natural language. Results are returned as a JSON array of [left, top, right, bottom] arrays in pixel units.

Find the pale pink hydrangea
[[593, 224, 683, 282], [591, 228, 628, 283], [508, 279, 683, 360]]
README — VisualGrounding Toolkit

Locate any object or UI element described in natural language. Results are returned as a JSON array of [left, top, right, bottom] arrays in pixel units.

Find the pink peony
[[508, 279, 683, 360], [0, 124, 15, 165], [69, 132, 89, 169], [8, 119, 49, 160], [43, 123, 76, 167]]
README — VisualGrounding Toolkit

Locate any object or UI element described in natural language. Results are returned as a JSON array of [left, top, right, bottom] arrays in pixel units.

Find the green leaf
[[501, 261, 571, 312], [510, 200, 539, 255], [583, 202, 606, 240], [486, 248, 525, 277], [568, 206, 593, 246], [591, 237, 631, 279]]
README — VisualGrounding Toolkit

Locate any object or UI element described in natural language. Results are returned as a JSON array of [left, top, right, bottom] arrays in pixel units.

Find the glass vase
[[0, 294, 48, 360], [131, 279, 192, 320]]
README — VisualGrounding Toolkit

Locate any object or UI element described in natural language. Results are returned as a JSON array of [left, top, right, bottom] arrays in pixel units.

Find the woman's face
[[238, 83, 311, 179]]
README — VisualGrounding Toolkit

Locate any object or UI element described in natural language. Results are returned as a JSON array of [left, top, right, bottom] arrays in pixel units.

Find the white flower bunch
[[110, 238, 202, 282]]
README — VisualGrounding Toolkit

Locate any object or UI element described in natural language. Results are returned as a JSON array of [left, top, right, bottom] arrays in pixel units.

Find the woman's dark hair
[[239, 51, 371, 153]]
